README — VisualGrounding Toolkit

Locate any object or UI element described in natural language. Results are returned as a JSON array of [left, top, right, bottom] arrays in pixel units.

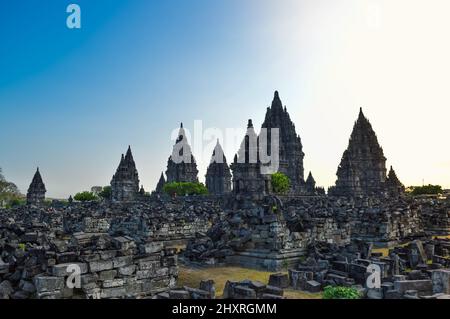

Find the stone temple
[[386, 165, 405, 197], [231, 119, 269, 200], [26, 168, 46, 205], [330, 108, 404, 197], [261, 91, 308, 194], [165, 123, 199, 183], [231, 91, 321, 198], [110, 146, 140, 202], [155, 172, 166, 194], [205, 140, 232, 195]]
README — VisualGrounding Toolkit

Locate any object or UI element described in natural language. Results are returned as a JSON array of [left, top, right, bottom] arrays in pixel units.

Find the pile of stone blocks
[[222, 280, 284, 299]]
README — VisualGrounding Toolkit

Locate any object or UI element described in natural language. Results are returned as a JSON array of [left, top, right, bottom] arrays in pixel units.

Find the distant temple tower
[[260, 91, 307, 193], [330, 108, 402, 197], [111, 146, 140, 202], [155, 172, 166, 194], [165, 123, 199, 183], [386, 166, 405, 197], [231, 119, 269, 199], [27, 168, 46, 205], [305, 172, 316, 194], [205, 140, 232, 195]]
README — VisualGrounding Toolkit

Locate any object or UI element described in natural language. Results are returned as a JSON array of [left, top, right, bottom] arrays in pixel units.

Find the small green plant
[[163, 182, 208, 196], [271, 172, 291, 195], [408, 184, 442, 196], [18, 243, 26, 251], [322, 286, 360, 299], [98, 186, 112, 199], [74, 191, 98, 202]]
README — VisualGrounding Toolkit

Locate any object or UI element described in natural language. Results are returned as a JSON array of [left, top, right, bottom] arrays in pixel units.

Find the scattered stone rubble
[[0, 198, 223, 299], [1, 193, 448, 299], [183, 195, 437, 270]]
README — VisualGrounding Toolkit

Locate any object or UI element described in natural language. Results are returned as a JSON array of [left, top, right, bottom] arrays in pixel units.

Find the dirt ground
[[177, 265, 322, 299]]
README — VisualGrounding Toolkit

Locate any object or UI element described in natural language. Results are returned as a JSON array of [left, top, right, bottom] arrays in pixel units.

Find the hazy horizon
[[1, 0, 450, 198]]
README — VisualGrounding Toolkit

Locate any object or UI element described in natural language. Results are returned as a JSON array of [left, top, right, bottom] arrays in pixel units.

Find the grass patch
[[433, 235, 450, 239], [178, 266, 322, 299]]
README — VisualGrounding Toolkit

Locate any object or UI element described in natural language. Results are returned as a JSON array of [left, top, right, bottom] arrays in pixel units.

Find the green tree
[[409, 184, 442, 196], [323, 286, 360, 299], [163, 182, 208, 196], [0, 167, 23, 208], [271, 172, 291, 195], [98, 186, 112, 199], [74, 191, 98, 202]]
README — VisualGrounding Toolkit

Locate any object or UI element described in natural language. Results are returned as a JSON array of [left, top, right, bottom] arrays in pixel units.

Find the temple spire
[[155, 172, 166, 193], [27, 168, 46, 205], [111, 146, 140, 202], [331, 108, 388, 197], [206, 140, 231, 194], [166, 122, 199, 183]]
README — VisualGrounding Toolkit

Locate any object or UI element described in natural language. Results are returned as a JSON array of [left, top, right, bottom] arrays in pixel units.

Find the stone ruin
[[0, 198, 224, 299], [2, 90, 449, 299]]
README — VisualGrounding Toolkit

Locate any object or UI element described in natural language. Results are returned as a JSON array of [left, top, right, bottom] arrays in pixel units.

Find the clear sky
[[1, 0, 449, 198]]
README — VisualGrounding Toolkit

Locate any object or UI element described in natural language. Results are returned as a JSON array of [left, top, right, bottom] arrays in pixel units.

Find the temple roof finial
[[274, 90, 279, 99], [247, 119, 253, 128], [180, 122, 183, 128]]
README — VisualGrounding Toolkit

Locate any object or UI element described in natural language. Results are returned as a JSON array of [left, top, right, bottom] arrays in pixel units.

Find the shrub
[[322, 286, 360, 299], [409, 184, 442, 196], [74, 191, 98, 202], [271, 172, 291, 195], [98, 186, 112, 199], [163, 182, 208, 196]]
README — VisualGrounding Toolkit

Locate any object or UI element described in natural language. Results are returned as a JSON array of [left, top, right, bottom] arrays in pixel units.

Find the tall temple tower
[[27, 168, 46, 205], [260, 91, 307, 194], [205, 140, 232, 195], [165, 123, 199, 183], [330, 108, 401, 197], [110, 146, 140, 202], [231, 119, 269, 199]]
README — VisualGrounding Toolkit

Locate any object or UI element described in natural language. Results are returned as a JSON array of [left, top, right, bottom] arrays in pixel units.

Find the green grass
[[178, 266, 322, 299]]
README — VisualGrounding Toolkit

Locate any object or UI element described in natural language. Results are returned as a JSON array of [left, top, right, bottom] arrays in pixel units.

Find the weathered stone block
[[393, 280, 432, 295], [33, 276, 65, 293], [112, 256, 133, 268], [102, 279, 124, 288], [98, 269, 117, 281], [233, 285, 256, 299], [100, 287, 126, 299], [142, 242, 164, 254], [52, 263, 88, 277], [169, 290, 190, 299], [118, 265, 136, 276], [431, 269, 450, 294], [305, 280, 321, 293], [89, 260, 113, 272], [269, 273, 289, 288]]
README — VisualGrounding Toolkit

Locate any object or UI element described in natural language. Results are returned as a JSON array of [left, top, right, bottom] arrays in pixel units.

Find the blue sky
[[1, 0, 449, 198]]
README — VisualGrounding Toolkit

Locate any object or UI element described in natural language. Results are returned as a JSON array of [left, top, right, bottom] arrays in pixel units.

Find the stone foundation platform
[[225, 249, 306, 271]]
